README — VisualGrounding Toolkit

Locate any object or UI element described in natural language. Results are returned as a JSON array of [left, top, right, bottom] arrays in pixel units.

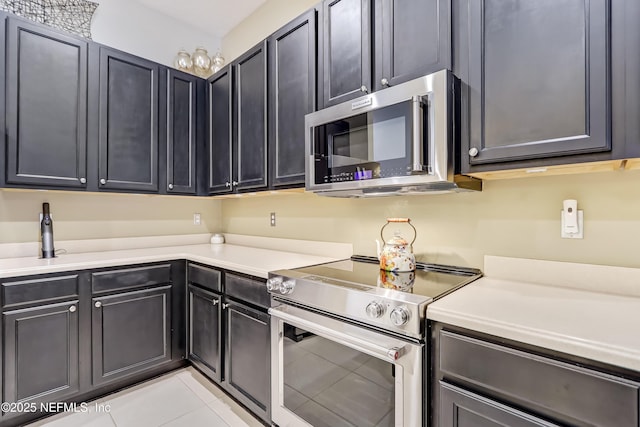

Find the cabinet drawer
[[188, 263, 221, 293], [91, 264, 171, 294], [225, 273, 269, 309], [2, 275, 79, 308], [439, 330, 640, 427]]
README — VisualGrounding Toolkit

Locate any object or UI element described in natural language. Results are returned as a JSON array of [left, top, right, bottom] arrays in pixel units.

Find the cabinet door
[[98, 47, 159, 192], [234, 41, 268, 191], [373, 0, 450, 91], [457, 0, 610, 169], [319, 0, 371, 107], [439, 382, 558, 427], [166, 69, 197, 194], [92, 286, 171, 385], [224, 300, 270, 423], [208, 65, 234, 194], [188, 285, 222, 383], [3, 300, 80, 410], [268, 9, 317, 187], [5, 18, 88, 188]]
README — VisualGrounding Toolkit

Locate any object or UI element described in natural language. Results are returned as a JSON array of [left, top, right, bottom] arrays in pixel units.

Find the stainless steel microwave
[[305, 70, 481, 197]]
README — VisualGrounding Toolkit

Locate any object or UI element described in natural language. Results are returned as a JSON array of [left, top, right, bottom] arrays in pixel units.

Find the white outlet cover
[[193, 213, 201, 226], [561, 210, 584, 239]]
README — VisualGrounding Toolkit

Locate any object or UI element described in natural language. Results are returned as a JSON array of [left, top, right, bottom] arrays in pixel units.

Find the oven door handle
[[270, 305, 414, 363]]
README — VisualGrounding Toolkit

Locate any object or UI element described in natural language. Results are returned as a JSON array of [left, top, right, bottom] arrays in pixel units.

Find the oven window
[[282, 323, 395, 427]]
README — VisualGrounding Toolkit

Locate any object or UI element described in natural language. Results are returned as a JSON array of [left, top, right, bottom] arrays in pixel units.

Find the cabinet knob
[[225, 182, 231, 188], [381, 78, 390, 87], [100, 178, 106, 185], [232, 181, 238, 186], [212, 299, 219, 306], [79, 177, 86, 184], [68, 305, 77, 313], [360, 85, 369, 94], [222, 303, 229, 309], [95, 301, 102, 308], [168, 183, 174, 190], [468, 147, 479, 157]]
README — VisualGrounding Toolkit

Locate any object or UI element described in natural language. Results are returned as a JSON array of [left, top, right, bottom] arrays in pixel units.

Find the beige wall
[[222, 170, 640, 269], [0, 190, 222, 244], [222, 0, 318, 62]]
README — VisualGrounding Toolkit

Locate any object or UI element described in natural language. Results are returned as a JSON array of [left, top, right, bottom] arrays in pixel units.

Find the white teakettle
[[376, 218, 417, 272]]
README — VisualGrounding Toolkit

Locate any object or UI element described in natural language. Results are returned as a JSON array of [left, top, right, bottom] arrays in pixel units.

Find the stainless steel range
[[268, 255, 481, 427]]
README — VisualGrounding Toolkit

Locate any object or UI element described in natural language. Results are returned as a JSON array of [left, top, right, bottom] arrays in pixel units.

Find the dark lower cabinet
[[456, 0, 611, 172], [224, 299, 270, 423], [432, 323, 640, 427], [91, 285, 172, 386], [439, 382, 558, 427], [2, 300, 80, 415], [97, 47, 160, 192], [268, 9, 317, 188], [5, 16, 88, 188], [188, 284, 222, 382]]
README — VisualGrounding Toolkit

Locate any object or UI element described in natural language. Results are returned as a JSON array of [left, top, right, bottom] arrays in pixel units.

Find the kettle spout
[[375, 239, 382, 260]]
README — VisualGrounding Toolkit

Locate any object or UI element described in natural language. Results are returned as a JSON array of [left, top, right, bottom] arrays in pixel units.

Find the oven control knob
[[266, 277, 282, 292], [366, 301, 385, 318], [279, 280, 296, 295], [390, 306, 411, 326]]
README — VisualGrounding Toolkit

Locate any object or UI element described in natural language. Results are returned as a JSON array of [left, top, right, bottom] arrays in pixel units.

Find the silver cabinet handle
[[381, 78, 390, 87], [95, 301, 102, 308], [168, 183, 174, 190], [360, 85, 368, 94], [212, 299, 219, 306], [79, 177, 86, 184], [222, 303, 229, 309], [100, 178, 106, 185], [469, 147, 479, 157], [225, 182, 231, 188], [232, 181, 238, 186], [69, 305, 76, 313]]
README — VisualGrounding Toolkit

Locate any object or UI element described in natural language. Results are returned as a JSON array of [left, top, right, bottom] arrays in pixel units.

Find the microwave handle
[[411, 95, 430, 174], [270, 304, 410, 363]]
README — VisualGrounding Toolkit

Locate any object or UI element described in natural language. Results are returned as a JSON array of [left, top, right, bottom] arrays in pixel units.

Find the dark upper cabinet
[[5, 17, 88, 188], [234, 41, 268, 191], [208, 41, 268, 195], [97, 47, 160, 192], [319, 0, 371, 108], [3, 300, 80, 411], [268, 9, 317, 187], [92, 285, 172, 386], [188, 284, 222, 383], [373, 0, 451, 91], [456, 0, 611, 172], [207, 65, 234, 194], [165, 69, 198, 194]]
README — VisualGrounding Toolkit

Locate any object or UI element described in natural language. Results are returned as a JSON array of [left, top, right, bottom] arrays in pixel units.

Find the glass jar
[[174, 49, 193, 72], [192, 47, 212, 77], [210, 51, 225, 74]]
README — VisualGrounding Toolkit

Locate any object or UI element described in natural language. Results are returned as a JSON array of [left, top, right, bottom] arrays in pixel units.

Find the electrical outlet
[[193, 213, 201, 226], [270, 212, 276, 227]]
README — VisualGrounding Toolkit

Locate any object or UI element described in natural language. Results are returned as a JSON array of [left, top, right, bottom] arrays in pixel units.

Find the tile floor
[[27, 367, 264, 427]]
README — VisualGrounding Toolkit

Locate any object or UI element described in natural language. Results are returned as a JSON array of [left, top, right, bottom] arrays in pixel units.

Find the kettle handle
[[381, 218, 417, 245]]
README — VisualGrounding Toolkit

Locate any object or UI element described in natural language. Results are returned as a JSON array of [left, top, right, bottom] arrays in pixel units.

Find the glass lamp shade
[[174, 50, 193, 72], [192, 47, 212, 77], [210, 51, 225, 74]]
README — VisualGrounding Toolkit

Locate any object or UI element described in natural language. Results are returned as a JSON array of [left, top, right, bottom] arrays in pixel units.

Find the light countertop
[[0, 243, 341, 279], [427, 256, 640, 372]]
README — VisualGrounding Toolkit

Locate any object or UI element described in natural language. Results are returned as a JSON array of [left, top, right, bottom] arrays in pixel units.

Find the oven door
[[270, 304, 423, 427]]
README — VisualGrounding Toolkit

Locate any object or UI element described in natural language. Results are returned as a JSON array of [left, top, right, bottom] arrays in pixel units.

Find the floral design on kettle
[[376, 218, 417, 272]]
